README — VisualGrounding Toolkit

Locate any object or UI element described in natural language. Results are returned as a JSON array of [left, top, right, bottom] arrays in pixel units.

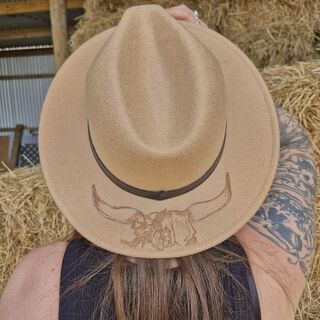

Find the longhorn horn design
[[92, 184, 142, 224], [188, 172, 232, 223], [91, 172, 232, 250]]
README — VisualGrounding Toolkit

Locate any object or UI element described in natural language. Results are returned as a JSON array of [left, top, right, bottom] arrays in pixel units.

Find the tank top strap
[[221, 239, 261, 320], [59, 238, 115, 320]]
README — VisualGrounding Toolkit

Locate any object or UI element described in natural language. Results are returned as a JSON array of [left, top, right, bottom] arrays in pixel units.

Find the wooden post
[[10, 124, 24, 169], [0, 136, 9, 169], [50, 0, 69, 71]]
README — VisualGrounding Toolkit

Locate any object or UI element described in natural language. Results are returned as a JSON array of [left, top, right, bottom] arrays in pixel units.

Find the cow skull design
[[92, 172, 232, 250]]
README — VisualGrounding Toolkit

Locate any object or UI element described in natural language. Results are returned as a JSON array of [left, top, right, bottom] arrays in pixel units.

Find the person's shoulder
[[9, 240, 69, 283], [236, 227, 306, 320], [0, 240, 69, 320], [17, 240, 69, 269]]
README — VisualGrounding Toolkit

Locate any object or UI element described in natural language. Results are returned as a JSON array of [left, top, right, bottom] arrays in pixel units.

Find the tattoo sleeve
[[248, 104, 317, 277]]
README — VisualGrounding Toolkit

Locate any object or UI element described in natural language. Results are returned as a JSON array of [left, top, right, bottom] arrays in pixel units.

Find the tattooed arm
[[247, 103, 317, 277]]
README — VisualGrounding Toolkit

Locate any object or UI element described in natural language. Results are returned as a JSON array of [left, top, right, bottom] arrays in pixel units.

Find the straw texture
[[0, 163, 74, 292], [70, 0, 320, 68]]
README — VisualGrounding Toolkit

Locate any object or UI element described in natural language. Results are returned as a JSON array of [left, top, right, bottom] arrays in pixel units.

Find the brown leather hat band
[[87, 120, 227, 200]]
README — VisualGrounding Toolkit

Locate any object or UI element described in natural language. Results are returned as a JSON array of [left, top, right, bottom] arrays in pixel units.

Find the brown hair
[[61, 229, 294, 320]]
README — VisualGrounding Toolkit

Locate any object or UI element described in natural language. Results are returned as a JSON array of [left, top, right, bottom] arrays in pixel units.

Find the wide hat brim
[[39, 20, 280, 258]]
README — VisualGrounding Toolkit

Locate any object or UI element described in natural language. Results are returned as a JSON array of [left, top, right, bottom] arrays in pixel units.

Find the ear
[[188, 172, 232, 223], [92, 184, 142, 223]]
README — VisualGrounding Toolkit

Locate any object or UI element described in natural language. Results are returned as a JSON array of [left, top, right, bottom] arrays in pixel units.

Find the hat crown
[[86, 4, 227, 191]]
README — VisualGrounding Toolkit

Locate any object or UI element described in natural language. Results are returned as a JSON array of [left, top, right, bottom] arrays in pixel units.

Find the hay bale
[[200, 0, 320, 68], [0, 164, 74, 293], [70, 0, 320, 68], [261, 60, 320, 157], [0, 62, 319, 318]]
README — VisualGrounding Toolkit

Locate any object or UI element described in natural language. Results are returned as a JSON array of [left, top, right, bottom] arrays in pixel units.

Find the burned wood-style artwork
[[92, 172, 232, 251]]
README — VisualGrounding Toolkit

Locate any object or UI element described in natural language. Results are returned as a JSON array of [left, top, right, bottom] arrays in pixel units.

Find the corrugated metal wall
[[0, 54, 54, 163]]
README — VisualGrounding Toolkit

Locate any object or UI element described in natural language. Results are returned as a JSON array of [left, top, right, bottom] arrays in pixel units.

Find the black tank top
[[59, 237, 261, 319]]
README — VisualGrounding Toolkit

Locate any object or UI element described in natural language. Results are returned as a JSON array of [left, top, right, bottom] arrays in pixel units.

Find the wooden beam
[[0, 127, 38, 132], [0, 26, 75, 41], [0, 27, 51, 41], [50, 0, 69, 70], [0, 74, 54, 80], [0, 0, 84, 16], [0, 48, 53, 58]]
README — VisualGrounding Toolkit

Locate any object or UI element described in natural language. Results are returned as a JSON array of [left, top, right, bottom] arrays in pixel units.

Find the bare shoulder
[[0, 240, 69, 320], [236, 225, 305, 320]]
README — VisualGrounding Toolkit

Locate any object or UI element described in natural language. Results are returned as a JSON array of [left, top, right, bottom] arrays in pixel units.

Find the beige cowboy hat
[[38, 4, 280, 258]]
